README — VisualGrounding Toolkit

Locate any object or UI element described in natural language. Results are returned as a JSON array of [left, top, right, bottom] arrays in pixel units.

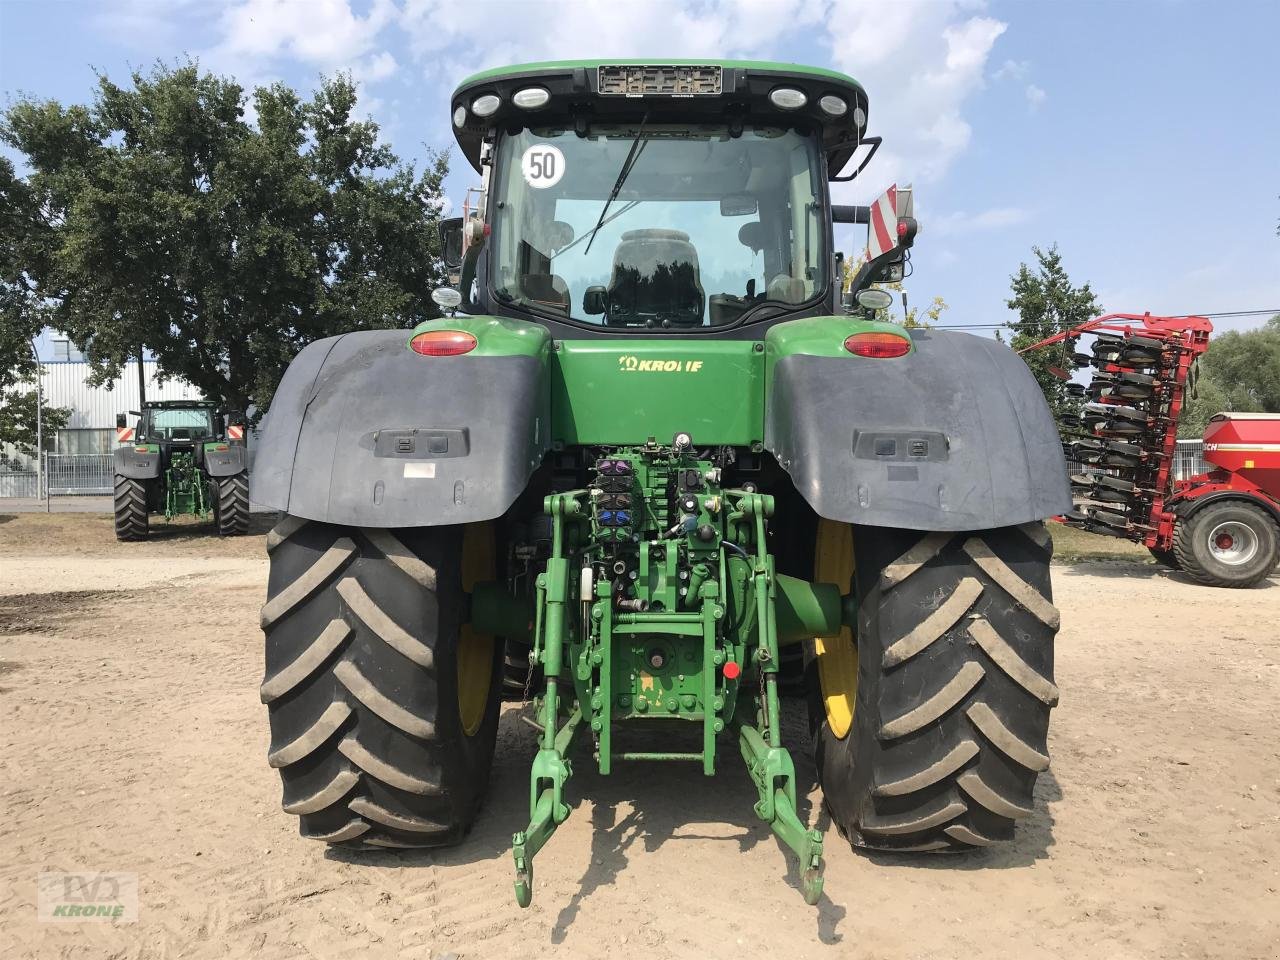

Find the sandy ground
[[1, 513, 1278, 960]]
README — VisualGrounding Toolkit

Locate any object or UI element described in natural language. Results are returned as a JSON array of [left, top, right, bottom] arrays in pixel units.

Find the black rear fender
[[251, 330, 551, 527], [765, 329, 1071, 531]]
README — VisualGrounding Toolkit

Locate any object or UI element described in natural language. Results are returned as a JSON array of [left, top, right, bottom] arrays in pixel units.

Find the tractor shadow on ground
[[136, 513, 276, 543], [857, 767, 1062, 874], [538, 698, 845, 943], [327, 699, 848, 941]]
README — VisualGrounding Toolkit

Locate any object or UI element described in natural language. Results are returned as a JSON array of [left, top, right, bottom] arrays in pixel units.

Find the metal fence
[[0, 471, 39, 497], [43, 453, 114, 495]]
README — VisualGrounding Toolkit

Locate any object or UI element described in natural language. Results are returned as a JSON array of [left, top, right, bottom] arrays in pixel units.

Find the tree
[[1005, 245, 1101, 423], [1, 62, 449, 420], [840, 261, 948, 327], [0, 379, 69, 462], [885, 282, 948, 328], [0, 156, 47, 392], [1179, 315, 1280, 437]]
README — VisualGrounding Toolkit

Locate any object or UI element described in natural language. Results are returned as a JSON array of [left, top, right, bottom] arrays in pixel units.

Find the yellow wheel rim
[[814, 518, 858, 739], [457, 522, 496, 736]]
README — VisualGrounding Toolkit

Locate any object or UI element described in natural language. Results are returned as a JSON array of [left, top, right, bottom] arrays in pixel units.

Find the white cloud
[[355, 51, 399, 84], [1025, 83, 1047, 112], [192, 0, 1006, 192], [931, 206, 1033, 236], [993, 58, 1029, 82], [399, 0, 825, 84], [205, 0, 399, 84], [826, 3, 1008, 197]]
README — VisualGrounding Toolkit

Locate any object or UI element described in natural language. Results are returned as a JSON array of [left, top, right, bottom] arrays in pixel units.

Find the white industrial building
[[36, 358, 205, 456], [1, 341, 206, 494]]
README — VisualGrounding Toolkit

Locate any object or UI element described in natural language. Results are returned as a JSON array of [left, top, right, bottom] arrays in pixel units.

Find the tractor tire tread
[[811, 522, 1058, 853], [113, 476, 149, 541], [215, 472, 250, 536], [262, 520, 501, 850]]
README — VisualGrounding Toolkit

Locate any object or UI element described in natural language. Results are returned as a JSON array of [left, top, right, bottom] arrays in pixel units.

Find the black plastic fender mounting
[[113, 445, 161, 481], [765, 328, 1071, 531], [251, 330, 551, 527]]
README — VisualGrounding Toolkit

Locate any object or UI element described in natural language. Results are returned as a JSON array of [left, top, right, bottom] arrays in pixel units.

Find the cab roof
[[450, 59, 869, 177]]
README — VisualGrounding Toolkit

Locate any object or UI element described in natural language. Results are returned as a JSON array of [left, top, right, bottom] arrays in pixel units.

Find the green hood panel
[[551, 340, 765, 447]]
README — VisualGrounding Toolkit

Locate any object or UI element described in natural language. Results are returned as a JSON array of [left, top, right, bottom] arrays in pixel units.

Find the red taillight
[[410, 330, 477, 357], [844, 332, 911, 359]]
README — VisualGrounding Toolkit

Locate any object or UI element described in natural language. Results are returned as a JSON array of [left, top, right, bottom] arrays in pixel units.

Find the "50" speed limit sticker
[[521, 144, 565, 189]]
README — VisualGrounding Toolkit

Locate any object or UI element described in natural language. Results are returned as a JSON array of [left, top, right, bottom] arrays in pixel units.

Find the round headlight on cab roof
[[471, 94, 501, 117], [768, 87, 807, 110], [512, 86, 550, 109], [819, 94, 847, 117], [452, 105, 467, 127]]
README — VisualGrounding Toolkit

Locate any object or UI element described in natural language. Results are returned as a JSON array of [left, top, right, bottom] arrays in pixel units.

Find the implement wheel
[[1173, 500, 1279, 588], [214, 472, 251, 536], [806, 521, 1059, 851], [113, 476, 149, 541], [261, 517, 502, 848]]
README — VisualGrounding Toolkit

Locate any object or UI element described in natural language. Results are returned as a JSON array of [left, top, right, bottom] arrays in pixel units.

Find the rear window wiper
[[583, 114, 650, 256]]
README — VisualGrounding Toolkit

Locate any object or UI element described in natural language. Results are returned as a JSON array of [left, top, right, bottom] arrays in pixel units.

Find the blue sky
[[3, 0, 1278, 358]]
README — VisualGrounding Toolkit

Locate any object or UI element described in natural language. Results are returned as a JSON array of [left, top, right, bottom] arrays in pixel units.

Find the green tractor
[[253, 61, 1068, 906], [113, 400, 250, 541]]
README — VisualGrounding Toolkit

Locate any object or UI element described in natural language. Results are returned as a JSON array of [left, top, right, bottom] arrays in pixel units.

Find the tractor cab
[[442, 61, 910, 334], [135, 402, 217, 444], [116, 401, 245, 448]]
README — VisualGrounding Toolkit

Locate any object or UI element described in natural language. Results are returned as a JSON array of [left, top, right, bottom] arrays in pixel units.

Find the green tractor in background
[[253, 61, 1068, 906], [113, 400, 250, 541]]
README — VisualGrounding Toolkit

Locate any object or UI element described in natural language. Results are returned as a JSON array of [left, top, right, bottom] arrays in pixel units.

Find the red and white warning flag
[[866, 184, 898, 261], [864, 184, 915, 262], [227, 424, 245, 441], [116, 425, 134, 443]]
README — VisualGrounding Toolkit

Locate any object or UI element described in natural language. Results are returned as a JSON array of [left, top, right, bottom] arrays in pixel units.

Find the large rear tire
[[807, 521, 1059, 851], [113, 476, 149, 541], [214, 472, 250, 536], [261, 516, 503, 848], [1173, 500, 1279, 588]]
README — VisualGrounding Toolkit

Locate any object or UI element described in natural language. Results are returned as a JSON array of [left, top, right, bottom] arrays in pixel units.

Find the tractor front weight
[[511, 437, 842, 907]]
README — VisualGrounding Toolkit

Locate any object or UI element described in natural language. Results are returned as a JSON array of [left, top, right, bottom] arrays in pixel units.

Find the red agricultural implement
[[1024, 313, 1280, 587]]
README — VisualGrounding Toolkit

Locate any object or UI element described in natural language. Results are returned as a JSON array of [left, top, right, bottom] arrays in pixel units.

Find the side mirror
[[116, 413, 127, 429], [583, 286, 607, 316], [439, 217, 464, 269]]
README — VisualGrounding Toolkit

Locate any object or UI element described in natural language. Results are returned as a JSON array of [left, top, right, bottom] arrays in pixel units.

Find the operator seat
[[606, 229, 705, 326]]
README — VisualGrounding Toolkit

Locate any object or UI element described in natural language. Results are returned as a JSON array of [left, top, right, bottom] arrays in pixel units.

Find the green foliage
[[1, 62, 449, 418], [0, 156, 47, 392], [840, 261, 948, 327], [1179, 315, 1280, 437], [1005, 245, 1101, 423], [875, 279, 948, 328], [0, 381, 70, 459]]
